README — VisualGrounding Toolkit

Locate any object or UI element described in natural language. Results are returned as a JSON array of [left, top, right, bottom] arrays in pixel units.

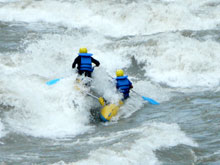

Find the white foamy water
[[130, 33, 220, 88], [54, 122, 197, 165], [0, 0, 219, 136], [0, 0, 220, 164], [0, 0, 219, 36], [0, 31, 131, 137], [2, 72, 94, 138]]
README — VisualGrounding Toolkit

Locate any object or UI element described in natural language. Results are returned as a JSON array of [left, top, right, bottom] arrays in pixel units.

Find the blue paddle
[[46, 77, 64, 86], [131, 90, 159, 105], [46, 67, 97, 86], [107, 74, 159, 105]]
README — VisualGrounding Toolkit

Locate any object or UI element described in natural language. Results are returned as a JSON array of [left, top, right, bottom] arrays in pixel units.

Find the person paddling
[[98, 69, 133, 106], [115, 69, 133, 100], [72, 47, 100, 77]]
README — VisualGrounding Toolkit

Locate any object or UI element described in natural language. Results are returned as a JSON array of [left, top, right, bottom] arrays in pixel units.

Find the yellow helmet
[[116, 69, 124, 77], [79, 47, 87, 53]]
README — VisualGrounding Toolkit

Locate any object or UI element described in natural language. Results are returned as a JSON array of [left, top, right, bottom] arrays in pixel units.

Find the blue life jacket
[[79, 53, 93, 72], [116, 76, 131, 94]]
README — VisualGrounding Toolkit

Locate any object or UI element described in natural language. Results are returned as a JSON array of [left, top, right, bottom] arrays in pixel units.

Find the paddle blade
[[142, 96, 160, 105], [46, 78, 61, 86]]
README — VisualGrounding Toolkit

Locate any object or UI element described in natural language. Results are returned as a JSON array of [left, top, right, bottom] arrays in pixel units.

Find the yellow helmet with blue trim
[[79, 47, 87, 53], [116, 69, 124, 77]]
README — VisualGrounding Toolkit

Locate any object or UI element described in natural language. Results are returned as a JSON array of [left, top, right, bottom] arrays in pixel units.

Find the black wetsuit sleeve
[[72, 56, 80, 69], [91, 57, 100, 66]]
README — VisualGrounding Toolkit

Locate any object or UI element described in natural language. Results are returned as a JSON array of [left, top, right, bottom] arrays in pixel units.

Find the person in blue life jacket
[[115, 69, 133, 100], [72, 47, 100, 77]]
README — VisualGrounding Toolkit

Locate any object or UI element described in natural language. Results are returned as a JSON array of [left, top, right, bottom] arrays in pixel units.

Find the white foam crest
[[111, 93, 144, 121], [91, 68, 123, 103], [20, 32, 108, 78], [94, 49, 130, 76], [54, 122, 197, 165], [144, 33, 220, 88], [2, 73, 95, 138], [0, 1, 84, 27], [0, 0, 219, 37]]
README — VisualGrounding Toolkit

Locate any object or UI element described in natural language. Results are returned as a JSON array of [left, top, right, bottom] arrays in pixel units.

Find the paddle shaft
[[131, 90, 142, 97], [86, 92, 99, 100]]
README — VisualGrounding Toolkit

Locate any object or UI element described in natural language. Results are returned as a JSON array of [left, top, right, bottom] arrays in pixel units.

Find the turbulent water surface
[[0, 0, 220, 164]]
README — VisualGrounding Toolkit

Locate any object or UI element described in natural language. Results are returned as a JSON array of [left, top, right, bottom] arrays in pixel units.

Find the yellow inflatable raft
[[74, 79, 123, 122], [99, 98, 123, 122]]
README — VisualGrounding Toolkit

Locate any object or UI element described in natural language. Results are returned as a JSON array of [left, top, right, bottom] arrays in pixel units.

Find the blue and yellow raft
[[74, 79, 123, 122], [99, 97, 123, 122]]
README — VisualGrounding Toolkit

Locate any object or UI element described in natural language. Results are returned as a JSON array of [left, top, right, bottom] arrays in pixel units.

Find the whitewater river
[[0, 0, 220, 164]]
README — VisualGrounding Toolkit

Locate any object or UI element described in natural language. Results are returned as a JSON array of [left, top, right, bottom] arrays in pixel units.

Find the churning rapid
[[0, 0, 220, 164]]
